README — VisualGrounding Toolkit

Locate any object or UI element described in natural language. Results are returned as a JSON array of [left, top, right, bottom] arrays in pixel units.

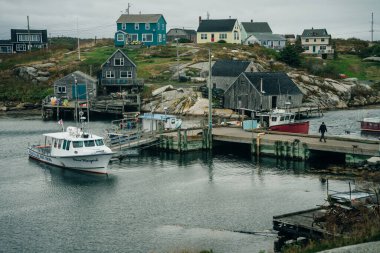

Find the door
[[271, 96, 277, 109], [211, 34, 215, 42], [72, 84, 86, 100], [313, 46, 316, 53]]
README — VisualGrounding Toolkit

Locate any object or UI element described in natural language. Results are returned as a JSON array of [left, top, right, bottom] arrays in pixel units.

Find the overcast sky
[[0, 0, 379, 41]]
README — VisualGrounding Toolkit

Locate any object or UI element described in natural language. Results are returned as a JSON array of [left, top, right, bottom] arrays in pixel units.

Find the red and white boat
[[359, 117, 380, 132], [257, 108, 309, 134]]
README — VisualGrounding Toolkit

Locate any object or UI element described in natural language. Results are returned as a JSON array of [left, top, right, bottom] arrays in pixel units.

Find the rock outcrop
[[13, 62, 55, 84]]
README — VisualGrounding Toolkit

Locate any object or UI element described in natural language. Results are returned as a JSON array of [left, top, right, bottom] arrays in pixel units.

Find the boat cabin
[[41, 127, 106, 156], [257, 109, 295, 127], [360, 117, 380, 132], [139, 113, 182, 132]]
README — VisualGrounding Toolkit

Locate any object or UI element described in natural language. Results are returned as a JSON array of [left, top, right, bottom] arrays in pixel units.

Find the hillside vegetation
[[0, 38, 379, 107]]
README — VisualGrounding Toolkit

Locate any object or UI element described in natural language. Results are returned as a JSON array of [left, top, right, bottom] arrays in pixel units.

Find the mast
[[208, 48, 212, 149]]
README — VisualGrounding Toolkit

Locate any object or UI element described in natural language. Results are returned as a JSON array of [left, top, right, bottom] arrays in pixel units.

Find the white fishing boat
[[28, 124, 114, 174]]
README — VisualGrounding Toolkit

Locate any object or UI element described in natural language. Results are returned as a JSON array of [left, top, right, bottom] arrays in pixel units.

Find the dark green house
[[114, 14, 167, 47]]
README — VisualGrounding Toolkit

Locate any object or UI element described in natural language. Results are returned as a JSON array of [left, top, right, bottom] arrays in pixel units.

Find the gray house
[[100, 49, 143, 95], [244, 33, 286, 50], [240, 21, 272, 43], [167, 28, 197, 42], [224, 72, 303, 111], [53, 71, 97, 100], [211, 60, 257, 91]]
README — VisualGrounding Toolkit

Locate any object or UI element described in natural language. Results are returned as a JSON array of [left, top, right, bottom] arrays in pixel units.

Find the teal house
[[115, 14, 167, 47]]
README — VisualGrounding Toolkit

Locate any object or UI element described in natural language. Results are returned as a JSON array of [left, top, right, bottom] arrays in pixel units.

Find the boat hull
[[360, 121, 380, 132], [269, 121, 309, 134], [28, 147, 113, 174]]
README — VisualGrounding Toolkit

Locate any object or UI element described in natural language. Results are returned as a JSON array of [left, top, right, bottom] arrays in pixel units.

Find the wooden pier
[[159, 127, 380, 164]]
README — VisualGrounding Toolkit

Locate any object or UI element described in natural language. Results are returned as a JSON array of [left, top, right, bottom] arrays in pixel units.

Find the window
[[73, 141, 84, 148], [128, 34, 138, 42], [114, 58, 124, 66], [16, 44, 26, 51], [106, 71, 115, 78], [84, 140, 95, 147], [95, 139, 104, 146], [145, 23, 150, 30], [234, 31, 239, 40], [305, 39, 309, 42], [117, 34, 124, 42], [66, 141, 71, 150], [320, 45, 326, 50], [303, 46, 309, 50], [158, 34, 162, 42], [122, 23, 126, 30], [271, 117, 277, 122], [219, 33, 227, 39], [285, 115, 290, 121], [162, 24, 165, 30], [120, 71, 132, 78], [142, 34, 153, 42], [201, 33, 207, 40], [134, 23, 139, 30], [157, 23, 160, 30], [314, 39, 316, 42], [57, 86, 66, 94], [163, 34, 166, 41], [280, 116, 285, 121], [18, 34, 41, 42], [321, 38, 325, 42], [62, 140, 67, 150]]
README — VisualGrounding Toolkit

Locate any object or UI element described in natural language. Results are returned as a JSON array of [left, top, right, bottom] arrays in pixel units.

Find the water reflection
[[29, 160, 117, 186]]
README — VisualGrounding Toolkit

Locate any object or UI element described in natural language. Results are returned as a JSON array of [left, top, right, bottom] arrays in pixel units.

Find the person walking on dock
[[319, 122, 327, 142]]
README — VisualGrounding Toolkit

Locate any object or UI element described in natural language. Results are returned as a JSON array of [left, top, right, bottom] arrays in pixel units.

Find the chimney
[[251, 19, 253, 23], [229, 16, 231, 19], [199, 16, 202, 24]]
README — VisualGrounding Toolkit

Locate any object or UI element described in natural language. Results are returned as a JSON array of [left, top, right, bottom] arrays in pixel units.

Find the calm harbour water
[[0, 106, 379, 253]]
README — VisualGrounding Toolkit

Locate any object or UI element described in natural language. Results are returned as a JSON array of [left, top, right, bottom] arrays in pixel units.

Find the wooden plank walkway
[[212, 127, 379, 157]]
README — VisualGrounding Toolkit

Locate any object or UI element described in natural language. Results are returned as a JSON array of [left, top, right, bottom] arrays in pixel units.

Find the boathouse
[[224, 72, 303, 111], [53, 71, 97, 100], [211, 60, 257, 91]]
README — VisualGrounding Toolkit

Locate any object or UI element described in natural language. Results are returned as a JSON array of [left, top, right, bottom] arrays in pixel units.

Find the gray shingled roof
[[241, 22, 272, 33], [117, 14, 164, 23], [301, 28, 329, 37], [244, 72, 302, 95], [212, 60, 251, 77], [197, 19, 237, 32], [250, 33, 286, 41]]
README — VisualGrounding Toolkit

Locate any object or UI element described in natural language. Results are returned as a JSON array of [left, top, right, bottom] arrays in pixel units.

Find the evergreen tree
[[278, 44, 301, 67]]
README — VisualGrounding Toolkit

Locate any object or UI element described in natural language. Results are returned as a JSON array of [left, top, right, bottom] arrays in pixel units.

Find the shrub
[[217, 40, 226, 43]]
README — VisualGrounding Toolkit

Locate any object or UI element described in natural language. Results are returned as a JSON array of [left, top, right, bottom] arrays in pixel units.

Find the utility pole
[[126, 3, 131, 14], [27, 16, 31, 52], [208, 48, 212, 149], [77, 17, 80, 61], [371, 12, 374, 43], [176, 38, 180, 81]]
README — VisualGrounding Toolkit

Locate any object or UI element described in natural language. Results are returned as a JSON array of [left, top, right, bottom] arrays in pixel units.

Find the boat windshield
[[73, 141, 84, 148], [95, 139, 104, 146], [84, 140, 95, 147]]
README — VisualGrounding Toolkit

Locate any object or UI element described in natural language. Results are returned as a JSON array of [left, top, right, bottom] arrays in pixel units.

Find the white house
[[300, 28, 334, 56]]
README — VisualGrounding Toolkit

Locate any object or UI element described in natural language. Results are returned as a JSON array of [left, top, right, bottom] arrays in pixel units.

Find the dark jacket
[[319, 123, 327, 133]]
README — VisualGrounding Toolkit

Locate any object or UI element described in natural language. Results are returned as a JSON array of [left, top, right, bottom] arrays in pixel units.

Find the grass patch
[[326, 54, 380, 81]]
